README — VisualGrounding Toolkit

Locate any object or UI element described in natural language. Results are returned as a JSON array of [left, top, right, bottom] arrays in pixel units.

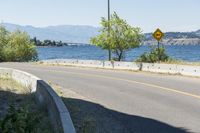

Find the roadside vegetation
[[0, 26, 38, 62], [90, 12, 174, 63], [0, 78, 53, 133], [91, 12, 144, 61], [136, 46, 170, 63]]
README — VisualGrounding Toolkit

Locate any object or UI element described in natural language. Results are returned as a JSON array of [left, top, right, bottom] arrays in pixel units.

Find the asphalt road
[[0, 63, 200, 133]]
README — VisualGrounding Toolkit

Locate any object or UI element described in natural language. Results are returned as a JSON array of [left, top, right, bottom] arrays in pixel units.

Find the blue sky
[[0, 0, 200, 32]]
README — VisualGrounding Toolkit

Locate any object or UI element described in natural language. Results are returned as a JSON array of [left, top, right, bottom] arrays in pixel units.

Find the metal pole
[[158, 41, 160, 62], [108, 0, 111, 61]]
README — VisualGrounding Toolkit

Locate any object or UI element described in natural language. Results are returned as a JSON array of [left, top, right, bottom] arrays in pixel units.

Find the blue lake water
[[37, 45, 200, 62]]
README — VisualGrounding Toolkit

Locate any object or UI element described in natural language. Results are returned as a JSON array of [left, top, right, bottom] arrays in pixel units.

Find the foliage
[[31, 37, 67, 47], [0, 26, 38, 62], [81, 116, 96, 133], [0, 78, 53, 133], [137, 46, 169, 63], [0, 104, 41, 133], [91, 12, 144, 61]]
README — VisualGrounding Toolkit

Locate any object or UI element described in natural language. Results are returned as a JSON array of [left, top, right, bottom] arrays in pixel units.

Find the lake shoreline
[[37, 45, 200, 62]]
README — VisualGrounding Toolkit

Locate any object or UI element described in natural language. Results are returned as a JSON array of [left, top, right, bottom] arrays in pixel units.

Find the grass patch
[[160, 60, 200, 66], [48, 81, 64, 97]]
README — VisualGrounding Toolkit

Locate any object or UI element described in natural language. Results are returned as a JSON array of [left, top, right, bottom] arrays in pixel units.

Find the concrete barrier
[[177, 65, 200, 77], [77, 60, 103, 68], [41, 59, 200, 78], [103, 61, 114, 69], [57, 59, 78, 66], [142, 63, 178, 74], [0, 68, 12, 78], [142, 63, 200, 77], [0, 67, 76, 133], [114, 62, 141, 71]]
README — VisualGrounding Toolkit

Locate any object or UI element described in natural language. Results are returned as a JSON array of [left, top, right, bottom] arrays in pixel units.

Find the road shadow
[[0, 90, 193, 133], [62, 97, 193, 133], [0, 90, 33, 118]]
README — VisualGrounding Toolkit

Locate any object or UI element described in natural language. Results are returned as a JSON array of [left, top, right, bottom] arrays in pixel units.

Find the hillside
[[196, 29, 200, 36], [145, 30, 200, 45], [145, 32, 200, 40]]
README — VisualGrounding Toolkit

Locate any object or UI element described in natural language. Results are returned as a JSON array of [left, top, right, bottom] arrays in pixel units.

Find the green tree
[[33, 37, 37, 44], [43, 40, 52, 46], [91, 12, 144, 61], [52, 41, 56, 46]]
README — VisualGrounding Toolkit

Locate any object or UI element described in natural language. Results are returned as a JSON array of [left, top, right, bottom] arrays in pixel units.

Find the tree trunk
[[118, 50, 123, 61]]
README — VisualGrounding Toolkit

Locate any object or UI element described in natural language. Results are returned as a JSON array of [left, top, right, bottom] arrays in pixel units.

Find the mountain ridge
[[1, 23, 200, 45], [2, 23, 100, 44]]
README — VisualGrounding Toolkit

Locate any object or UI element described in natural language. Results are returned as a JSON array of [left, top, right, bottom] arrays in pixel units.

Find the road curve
[[0, 63, 200, 133]]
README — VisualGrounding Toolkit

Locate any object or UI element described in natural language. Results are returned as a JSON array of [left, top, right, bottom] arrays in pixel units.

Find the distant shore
[[144, 38, 200, 45]]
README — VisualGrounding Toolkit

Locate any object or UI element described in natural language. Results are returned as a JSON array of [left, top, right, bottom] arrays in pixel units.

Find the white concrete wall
[[42, 59, 200, 78], [103, 61, 114, 69], [0, 67, 76, 133], [12, 70, 39, 92], [0, 68, 12, 78]]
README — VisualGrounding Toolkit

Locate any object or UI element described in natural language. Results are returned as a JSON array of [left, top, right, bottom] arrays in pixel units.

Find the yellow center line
[[28, 67, 200, 100], [69, 72, 200, 100]]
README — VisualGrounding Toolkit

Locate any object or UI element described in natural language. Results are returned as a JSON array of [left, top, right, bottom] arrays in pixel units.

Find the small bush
[[137, 47, 169, 63], [0, 104, 52, 133], [0, 26, 38, 62]]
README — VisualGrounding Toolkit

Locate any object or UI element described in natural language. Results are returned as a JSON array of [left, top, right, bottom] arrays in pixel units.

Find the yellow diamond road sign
[[153, 28, 164, 41]]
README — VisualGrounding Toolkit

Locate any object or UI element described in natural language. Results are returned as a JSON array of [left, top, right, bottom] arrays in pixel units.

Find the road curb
[[0, 67, 76, 133]]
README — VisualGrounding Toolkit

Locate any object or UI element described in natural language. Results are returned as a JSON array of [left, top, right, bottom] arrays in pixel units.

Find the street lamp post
[[108, 0, 111, 61]]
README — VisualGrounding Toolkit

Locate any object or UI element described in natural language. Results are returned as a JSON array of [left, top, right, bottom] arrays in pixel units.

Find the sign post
[[153, 28, 164, 62]]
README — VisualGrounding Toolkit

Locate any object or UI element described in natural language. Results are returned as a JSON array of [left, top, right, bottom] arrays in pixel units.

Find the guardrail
[[0, 67, 76, 133], [41, 59, 200, 78]]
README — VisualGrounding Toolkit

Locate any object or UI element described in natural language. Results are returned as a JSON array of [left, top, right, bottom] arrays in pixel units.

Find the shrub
[[0, 26, 38, 62], [137, 46, 169, 63], [81, 116, 96, 133], [0, 105, 40, 133]]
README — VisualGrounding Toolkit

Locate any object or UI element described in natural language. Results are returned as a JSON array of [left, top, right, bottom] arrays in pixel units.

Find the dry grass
[[48, 81, 64, 97], [160, 60, 200, 66], [0, 78, 28, 94]]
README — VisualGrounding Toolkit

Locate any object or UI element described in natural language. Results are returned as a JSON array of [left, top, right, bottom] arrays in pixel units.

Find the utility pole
[[108, 0, 111, 61]]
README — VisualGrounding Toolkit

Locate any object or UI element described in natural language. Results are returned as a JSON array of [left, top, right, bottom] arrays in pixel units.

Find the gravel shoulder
[[54, 85, 129, 133]]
